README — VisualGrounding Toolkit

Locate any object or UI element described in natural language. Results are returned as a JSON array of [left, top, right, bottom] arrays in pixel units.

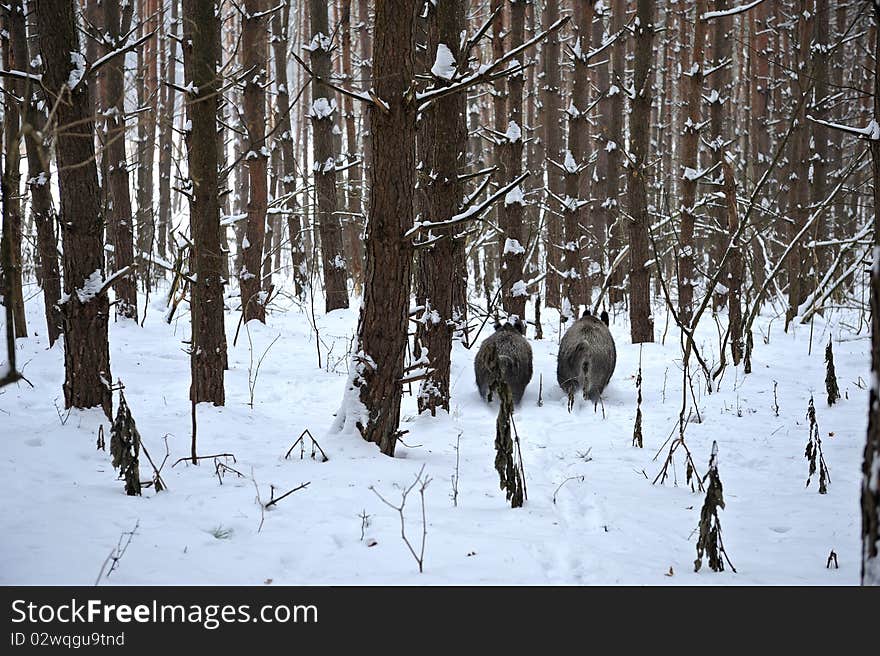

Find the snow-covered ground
[[0, 285, 870, 585]]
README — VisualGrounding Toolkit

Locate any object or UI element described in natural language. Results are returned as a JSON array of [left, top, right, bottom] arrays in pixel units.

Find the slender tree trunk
[[627, 0, 654, 343], [785, 2, 812, 329], [357, 0, 372, 216], [416, 0, 467, 415], [542, 0, 563, 309], [136, 0, 159, 287], [678, 0, 707, 326], [861, 1, 880, 587], [270, 4, 307, 298], [562, 0, 595, 321], [239, 0, 270, 323], [340, 2, 364, 294], [1, 6, 27, 338], [309, 0, 350, 312], [35, 0, 112, 416], [101, 0, 139, 321], [499, 0, 527, 322], [18, 17, 62, 346], [157, 0, 177, 265], [182, 0, 226, 405], [605, 0, 625, 306], [707, 0, 732, 312], [342, 0, 418, 456]]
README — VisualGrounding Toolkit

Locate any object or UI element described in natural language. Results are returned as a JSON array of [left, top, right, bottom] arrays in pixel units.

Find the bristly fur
[[475, 319, 533, 404], [556, 314, 616, 406]]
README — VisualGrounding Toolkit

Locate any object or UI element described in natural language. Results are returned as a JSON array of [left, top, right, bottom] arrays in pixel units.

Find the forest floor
[[0, 285, 871, 585]]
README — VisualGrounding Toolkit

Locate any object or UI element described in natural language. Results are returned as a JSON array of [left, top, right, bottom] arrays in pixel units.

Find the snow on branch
[[416, 16, 570, 105], [807, 115, 880, 141], [290, 50, 374, 106], [701, 0, 767, 21], [406, 172, 530, 238]]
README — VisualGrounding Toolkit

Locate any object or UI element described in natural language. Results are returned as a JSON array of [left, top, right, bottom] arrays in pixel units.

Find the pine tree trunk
[[542, 0, 563, 309], [347, 0, 418, 456], [239, 0, 270, 323], [35, 0, 112, 417], [270, 4, 307, 298], [182, 0, 226, 405], [861, 2, 880, 586], [499, 0, 527, 323], [340, 2, 364, 294], [562, 0, 594, 321], [136, 0, 159, 288], [678, 0, 707, 326], [416, 0, 467, 415], [627, 0, 654, 344], [101, 0, 139, 322], [309, 0, 350, 312], [157, 0, 177, 265], [785, 3, 812, 329], [1, 8, 27, 338], [605, 0, 625, 306]]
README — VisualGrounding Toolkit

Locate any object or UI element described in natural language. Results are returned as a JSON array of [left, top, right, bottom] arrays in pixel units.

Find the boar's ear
[[600, 310, 609, 326], [581, 307, 591, 319], [514, 317, 526, 335]]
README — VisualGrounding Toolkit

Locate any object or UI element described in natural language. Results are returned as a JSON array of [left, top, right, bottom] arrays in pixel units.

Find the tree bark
[[627, 0, 654, 344], [309, 0, 349, 312], [678, 0, 707, 326], [182, 0, 226, 405], [157, 0, 178, 265], [562, 0, 595, 321], [1, 4, 27, 338], [416, 0, 467, 415], [136, 0, 159, 288], [239, 0, 270, 323], [861, 2, 880, 587], [35, 0, 112, 416], [542, 0, 563, 309], [343, 0, 418, 456], [499, 0, 527, 323], [270, 3, 307, 298], [100, 0, 139, 321]]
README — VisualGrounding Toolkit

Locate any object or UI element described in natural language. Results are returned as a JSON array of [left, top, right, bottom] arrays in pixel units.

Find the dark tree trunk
[[627, 0, 654, 344], [270, 3, 307, 298], [14, 0, 61, 345], [416, 0, 467, 415], [343, 0, 418, 456], [1, 5, 27, 338], [861, 2, 880, 587], [309, 0, 349, 312], [785, 2, 812, 329], [182, 0, 226, 405], [239, 0, 270, 323], [340, 2, 364, 294], [562, 0, 594, 321], [542, 0, 563, 309], [678, 0, 707, 326], [101, 0, 139, 321], [137, 0, 159, 288], [605, 0, 625, 306], [157, 0, 178, 265], [35, 0, 112, 417], [499, 0, 527, 323], [707, 0, 732, 312]]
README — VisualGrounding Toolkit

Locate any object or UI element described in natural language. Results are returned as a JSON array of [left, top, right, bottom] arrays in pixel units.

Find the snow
[[0, 288, 872, 585], [67, 51, 86, 89], [304, 32, 332, 53], [431, 44, 456, 80], [503, 238, 525, 256], [563, 150, 578, 174], [504, 185, 524, 206], [504, 121, 522, 143], [310, 97, 337, 120]]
